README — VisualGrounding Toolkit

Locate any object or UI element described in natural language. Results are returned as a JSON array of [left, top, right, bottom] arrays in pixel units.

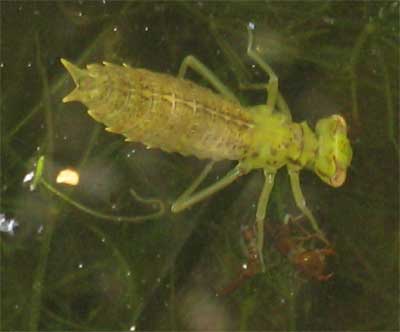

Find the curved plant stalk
[[349, 21, 375, 125], [34, 156, 165, 223], [28, 34, 56, 331], [30, 155, 45, 191], [375, 46, 398, 152]]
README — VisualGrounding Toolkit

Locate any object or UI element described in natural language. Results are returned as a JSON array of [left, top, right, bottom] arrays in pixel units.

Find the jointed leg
[[178, 55, 239, 103], [288, 169, 329, 245], [241, 26, 292, 120], [239, 83, 292, 120], [171, 164, 245, 213], [246, 25, 279, 113], [276, 94, 292, 121], [176, 56, 239, 204], [254, 169, 276, 272], [172, 161, 215, 210]]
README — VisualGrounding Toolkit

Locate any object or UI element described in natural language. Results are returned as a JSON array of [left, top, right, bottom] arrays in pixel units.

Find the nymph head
[[313, 115, 353, 187]]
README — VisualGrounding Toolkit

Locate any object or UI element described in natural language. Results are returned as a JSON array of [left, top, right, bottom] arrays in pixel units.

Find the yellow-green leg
[[239, 83, 292, 121], [171, 161, 215, 212], [244, 26, 293, 271], [247, 25, 324, 245], [243, 26, 292, 120], [246, 25, 279, 113], [171, 165, 246, 213], [288, 170, 328, 244], [254, 169, 277, 272], [178, 55, 239, 103], [172, 55, 242, 213]]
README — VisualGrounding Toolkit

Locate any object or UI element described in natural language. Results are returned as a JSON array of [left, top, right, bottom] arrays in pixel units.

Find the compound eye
[[334, 115, 347, 132], [330, 156, 346, 187]]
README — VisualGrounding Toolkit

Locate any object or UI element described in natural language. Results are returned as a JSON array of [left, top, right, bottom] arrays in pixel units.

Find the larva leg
[[239, 82, 292, 120], [246, 24, 279, 113], [288, 169, 329, 244], [173, 160, 215, 209], [276, 93, 292, 121], [254, 169, 277, 272], [178, 55, 239, 103], [171, 165, 245, 213], [176, 55, 240, 209]]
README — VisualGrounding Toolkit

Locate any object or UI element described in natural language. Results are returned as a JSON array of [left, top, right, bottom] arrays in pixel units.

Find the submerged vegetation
[[1, 2, 398, 331]]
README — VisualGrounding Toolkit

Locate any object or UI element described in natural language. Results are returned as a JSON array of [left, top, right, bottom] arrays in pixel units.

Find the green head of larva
[[313, 115, 353, 187]]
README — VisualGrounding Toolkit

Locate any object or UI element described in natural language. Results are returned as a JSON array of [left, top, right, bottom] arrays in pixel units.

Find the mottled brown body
[[62, 60, 256, 161]]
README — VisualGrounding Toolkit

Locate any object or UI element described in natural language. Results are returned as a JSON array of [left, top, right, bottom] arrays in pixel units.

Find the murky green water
[[1, 2, 398, 331]]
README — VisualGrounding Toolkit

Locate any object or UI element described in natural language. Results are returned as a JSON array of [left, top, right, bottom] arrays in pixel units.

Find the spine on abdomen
[[61, 59, 253, 161]]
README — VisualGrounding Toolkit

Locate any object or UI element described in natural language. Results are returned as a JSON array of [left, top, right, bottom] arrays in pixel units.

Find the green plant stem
[[40, 178, 165, 223], [376, 46, 398, 152], [28, 215, 56, 331], [349, 21, 375, 124], [28, 33, 56, 331]]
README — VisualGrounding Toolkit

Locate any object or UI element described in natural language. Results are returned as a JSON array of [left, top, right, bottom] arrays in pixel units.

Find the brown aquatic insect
[[217, 224, 265, 296], [218, 215, 335, 296], [267, 215, 336, 281]]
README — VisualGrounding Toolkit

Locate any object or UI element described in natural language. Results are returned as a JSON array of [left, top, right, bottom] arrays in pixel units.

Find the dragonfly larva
[[61, 26, 353, 270]]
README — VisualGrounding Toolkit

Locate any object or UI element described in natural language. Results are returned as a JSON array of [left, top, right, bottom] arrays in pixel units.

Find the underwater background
[[1, 1, 398, 331]]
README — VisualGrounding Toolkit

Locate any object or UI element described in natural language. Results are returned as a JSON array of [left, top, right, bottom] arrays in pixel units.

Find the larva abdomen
[[61, 58, 253, 161]]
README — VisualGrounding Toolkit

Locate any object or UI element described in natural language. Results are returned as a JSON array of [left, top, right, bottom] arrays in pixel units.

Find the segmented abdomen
[[61, 59, 254, 161]]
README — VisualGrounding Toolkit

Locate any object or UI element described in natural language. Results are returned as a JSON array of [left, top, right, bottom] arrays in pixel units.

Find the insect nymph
[[61, 27, 352, 270]]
